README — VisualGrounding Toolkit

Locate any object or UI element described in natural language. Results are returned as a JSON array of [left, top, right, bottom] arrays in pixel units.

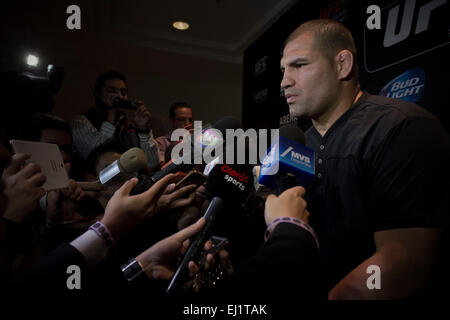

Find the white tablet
[[10, 139, 69, 191]]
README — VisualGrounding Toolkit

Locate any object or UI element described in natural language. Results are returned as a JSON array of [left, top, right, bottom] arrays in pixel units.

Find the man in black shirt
[[280, 19, 450, 299]]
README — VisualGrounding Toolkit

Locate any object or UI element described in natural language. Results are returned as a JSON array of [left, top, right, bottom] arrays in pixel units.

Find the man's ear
[[335, 50, 354, 80]]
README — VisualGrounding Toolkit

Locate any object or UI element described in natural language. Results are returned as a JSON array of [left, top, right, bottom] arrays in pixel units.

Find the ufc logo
[[383, 0, 446, 47]]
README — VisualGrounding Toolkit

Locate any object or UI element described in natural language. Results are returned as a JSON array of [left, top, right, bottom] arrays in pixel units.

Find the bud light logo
[[379, 68, 425, 102]]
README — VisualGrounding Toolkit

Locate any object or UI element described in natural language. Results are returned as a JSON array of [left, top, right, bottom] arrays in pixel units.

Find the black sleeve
[[369, 116, 450, 231], [5, 243, 90, 294], [185, 222, 328, 305]]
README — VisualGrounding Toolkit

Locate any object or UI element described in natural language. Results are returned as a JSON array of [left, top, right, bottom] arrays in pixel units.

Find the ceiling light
[[172, 21, 190, 31], [26, 54, 39, 67]]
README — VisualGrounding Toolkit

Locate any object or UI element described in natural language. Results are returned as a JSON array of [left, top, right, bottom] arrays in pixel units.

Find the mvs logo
[[364, 0, 449, 73], [281, 146, 312, 165], [379, 68, 426, 102]]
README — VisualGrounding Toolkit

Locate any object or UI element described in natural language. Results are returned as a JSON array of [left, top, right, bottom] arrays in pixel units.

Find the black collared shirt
[[305, 93, 450, 288]]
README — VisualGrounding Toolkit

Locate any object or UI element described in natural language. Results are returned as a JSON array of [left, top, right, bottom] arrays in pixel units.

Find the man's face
[[172, 107, 193, 130], [40, 128, 72, 165], [280, 32, 340, 119], [97, 78, 128, 107]]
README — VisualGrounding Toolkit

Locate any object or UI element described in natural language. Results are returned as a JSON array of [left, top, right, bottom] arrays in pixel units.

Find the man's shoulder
[[306, 94, 436, 136], [339, 93, 443, 143], [358, 93, 437, 124], [70, 113, 89, 123], [354, 94, 450, 156]]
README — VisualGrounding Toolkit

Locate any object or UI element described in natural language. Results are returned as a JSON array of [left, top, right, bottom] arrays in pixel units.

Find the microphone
[[166, 163, 253, 295], [98, 147, 148, 184], [259, 124, 315, 194], [113, 97, 143, 110], [130, 116, 241, 195]]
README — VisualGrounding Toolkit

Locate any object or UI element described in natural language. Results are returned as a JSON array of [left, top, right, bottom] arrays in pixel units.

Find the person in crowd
[[0, 115, 86, 272], [134, 185, 325, 304], [82, 141, 197, 214], [280, 19, 450, 299], [0, 136, 196, 291], [2, 136, 326, 311], [29, 113, 73, 170], [82, 141, 127, 211], [1, 167, 181, 292], [25, 113, 87, 250], [155, 102, 193, 166], [70, 71, 159, 170]]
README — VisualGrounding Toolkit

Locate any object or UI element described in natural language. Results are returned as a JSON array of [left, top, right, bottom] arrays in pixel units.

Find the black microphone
[[130, 116, 241, 195], [166, 163, 253, 295], [279, 123, 306, 144], [259, 124, 315, 194]]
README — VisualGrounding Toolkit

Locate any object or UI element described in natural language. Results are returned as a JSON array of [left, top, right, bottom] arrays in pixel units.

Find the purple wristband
[[264, 217, 319, 248], [89, 221, 115, 247]]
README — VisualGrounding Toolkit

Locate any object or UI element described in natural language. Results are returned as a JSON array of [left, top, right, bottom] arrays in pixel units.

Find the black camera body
[[112, 97, 142, 111], [1, 65, 64, 114], [0, 65, 64, 144]]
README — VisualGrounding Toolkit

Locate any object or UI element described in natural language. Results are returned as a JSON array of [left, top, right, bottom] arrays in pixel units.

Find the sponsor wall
[[242, 0, 449, 132]]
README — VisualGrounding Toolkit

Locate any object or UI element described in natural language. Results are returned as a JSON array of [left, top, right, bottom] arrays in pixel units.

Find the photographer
[[155, 102, 194, 167], [70, 71, 159, 170]]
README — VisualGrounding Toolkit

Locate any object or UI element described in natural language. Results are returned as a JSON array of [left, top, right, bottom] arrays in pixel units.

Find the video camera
[[0, 64, 64, 144], [1, 64, 64, 114]]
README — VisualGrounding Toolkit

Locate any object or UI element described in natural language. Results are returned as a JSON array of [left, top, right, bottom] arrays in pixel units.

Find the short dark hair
[[169, 102, 192, 120], [94, 71, 127, 95], [29, 113, 72, 142], [283, 19, 358, 68], [86, 140, 126, 175]]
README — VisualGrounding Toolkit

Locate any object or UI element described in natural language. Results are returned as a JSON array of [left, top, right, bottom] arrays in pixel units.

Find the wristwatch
[[121, 258, 144, 282]]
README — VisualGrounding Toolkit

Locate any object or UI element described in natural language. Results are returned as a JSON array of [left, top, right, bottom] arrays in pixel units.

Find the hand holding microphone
[[265, 186, 310, 226], [135, 217, 206, 281], [73, 148, 150, 215], [166, 163, 254, 294], [75, 147, 148, 194], [128, 176, 313, 291], [99, 147, 148, 184]]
